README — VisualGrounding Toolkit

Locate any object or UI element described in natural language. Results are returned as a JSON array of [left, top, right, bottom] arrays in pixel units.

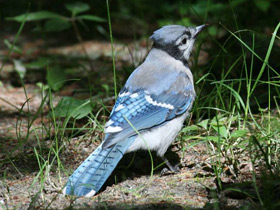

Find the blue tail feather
[[64, 137, 135, 197]]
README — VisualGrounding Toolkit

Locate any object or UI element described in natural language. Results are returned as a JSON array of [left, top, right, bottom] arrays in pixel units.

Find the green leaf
[[210, 116, 227, 126], [212, 125, 228, 139], [78, 15, 106, 22], [192, 2, 226, 15], [197, 119, 209, 130], [231, 129, 248, 138], [54, 97, 92, 119], [13, 60, 26, 79], [47, 66, 66, 91], [24, 57, 50, 69], [65, 2, 90, 16], [201, 136, 220, 142], [44, 18, 71, 32], [4, 39, 22, 54], [254, 0, 270, 12], [182, 125, 200, 133], [6, 11, 62, 22]]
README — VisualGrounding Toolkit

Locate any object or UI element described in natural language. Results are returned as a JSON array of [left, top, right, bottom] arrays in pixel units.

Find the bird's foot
[[160, 157, 180, 176], [160, 164, 180, 176]]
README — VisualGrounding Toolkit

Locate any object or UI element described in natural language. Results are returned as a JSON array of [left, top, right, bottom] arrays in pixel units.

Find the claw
[[161, 156, 180, 175]]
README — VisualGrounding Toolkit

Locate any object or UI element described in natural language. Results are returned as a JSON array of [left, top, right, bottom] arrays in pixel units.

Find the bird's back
[[125, 48, 195, 96]]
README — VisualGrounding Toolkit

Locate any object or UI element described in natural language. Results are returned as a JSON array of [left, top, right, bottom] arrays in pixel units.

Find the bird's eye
[[181, 38, 187, 45]]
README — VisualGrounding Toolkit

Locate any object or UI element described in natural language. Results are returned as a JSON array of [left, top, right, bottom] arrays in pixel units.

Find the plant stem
[[106, 0, 118, 99]]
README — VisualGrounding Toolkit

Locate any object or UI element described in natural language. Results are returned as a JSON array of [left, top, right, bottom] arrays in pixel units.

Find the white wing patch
[[105, 119, 114, 127], [119, 92, 130, 97], [130, 93, 139, 98], [115, 104, 125, 111], [145, 95, 174, 109], [105, 126, 123, 133]]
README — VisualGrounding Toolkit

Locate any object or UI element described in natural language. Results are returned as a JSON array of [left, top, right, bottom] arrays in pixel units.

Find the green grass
[[183, 21, 280, 208]]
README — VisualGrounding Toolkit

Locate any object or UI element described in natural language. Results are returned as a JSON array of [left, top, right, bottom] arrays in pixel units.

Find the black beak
[[193, 24, 208, 38]]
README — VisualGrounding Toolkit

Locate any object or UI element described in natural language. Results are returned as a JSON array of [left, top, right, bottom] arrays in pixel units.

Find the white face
[[176, 34, 195, 61]]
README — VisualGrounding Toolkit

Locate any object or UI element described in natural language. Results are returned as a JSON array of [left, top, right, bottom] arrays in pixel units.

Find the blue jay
[[64, 24, 206, 197]]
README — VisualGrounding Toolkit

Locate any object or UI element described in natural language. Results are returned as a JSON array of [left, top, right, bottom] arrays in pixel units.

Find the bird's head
[[150, 24, 206, 64]]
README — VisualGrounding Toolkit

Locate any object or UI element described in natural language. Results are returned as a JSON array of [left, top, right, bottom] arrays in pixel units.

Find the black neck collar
[[153, 43, 188, 67]]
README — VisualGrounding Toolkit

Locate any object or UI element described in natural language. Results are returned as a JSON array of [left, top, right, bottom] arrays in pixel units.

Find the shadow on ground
[[67, 202, 194, 210]]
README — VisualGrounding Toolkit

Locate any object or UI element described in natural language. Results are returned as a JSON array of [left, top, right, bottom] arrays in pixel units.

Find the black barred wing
[[102, 88, 194, 148]]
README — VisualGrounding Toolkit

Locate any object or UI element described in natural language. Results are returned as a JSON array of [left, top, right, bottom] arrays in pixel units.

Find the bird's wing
[[102, 83, 195, 148]]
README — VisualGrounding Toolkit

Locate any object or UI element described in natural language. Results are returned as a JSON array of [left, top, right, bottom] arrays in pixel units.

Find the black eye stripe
[[185, 31, 191, 37]]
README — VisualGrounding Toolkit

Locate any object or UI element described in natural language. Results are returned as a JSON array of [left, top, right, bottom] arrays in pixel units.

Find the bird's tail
[[63, 137, 135, 197]]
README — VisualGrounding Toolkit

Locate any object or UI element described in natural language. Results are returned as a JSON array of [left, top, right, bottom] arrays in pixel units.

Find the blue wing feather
[[103, 87, 194, 148]]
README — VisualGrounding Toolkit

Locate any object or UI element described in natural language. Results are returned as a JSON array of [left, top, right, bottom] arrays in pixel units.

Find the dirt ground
[[0, 131, 251, 209]]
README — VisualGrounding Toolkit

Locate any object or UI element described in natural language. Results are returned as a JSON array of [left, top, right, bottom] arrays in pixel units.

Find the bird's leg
[[160, 156, 180, 176]]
